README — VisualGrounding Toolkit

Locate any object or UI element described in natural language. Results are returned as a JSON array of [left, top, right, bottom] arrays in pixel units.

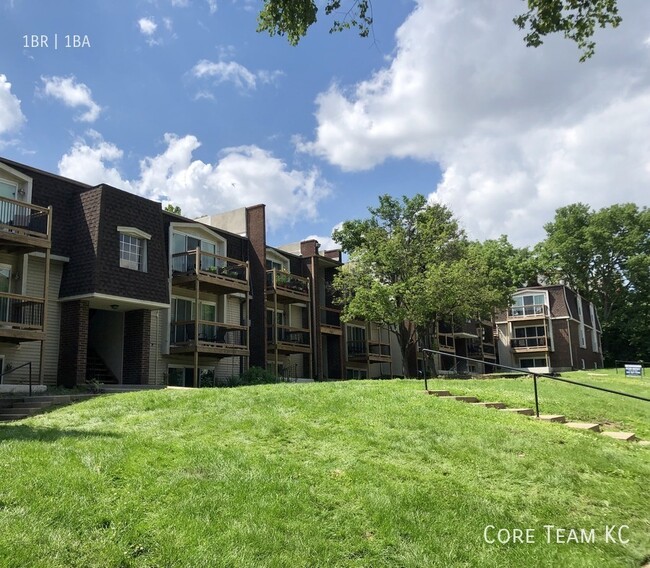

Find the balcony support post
[[194, 275, 199, 388], [38, 244, 51, 385]]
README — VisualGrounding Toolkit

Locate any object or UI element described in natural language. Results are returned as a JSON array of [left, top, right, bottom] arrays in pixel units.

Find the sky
[[1, 0, 649, 251]]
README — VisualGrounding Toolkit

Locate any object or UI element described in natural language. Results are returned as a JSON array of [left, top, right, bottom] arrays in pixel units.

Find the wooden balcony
[[320, 306, 342, 335], [172, 249, 249, 295], [508, 305, 548, 319], [347, 340, 392, 363], [0, 198, 51, 252], [170, 320, 249, 356], [510, 336, 550, 352], [267, 324, 311, 354], [0, 292, 46, 343], [266, 269, 310, 304]]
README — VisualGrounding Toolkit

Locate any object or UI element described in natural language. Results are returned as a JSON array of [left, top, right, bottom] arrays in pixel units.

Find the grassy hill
[[0, 380, 648, 567]]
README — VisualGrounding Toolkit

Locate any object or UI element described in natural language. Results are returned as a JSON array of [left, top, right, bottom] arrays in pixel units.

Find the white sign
[[624, 364, 642, 377]]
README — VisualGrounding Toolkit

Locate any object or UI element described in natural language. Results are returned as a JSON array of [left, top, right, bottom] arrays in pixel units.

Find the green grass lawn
[[0, 380, 648, 567], [428, 368, 650, 439]]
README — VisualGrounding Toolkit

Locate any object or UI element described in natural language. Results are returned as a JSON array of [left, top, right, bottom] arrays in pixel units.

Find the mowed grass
[[0, 380, 647, 568], [428, 368, 650, 439]]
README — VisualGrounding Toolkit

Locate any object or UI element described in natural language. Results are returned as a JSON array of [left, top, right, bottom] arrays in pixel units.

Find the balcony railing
[[508, 305, 548, 318], [170, 320, 248, 349], [320, 307, 341, 327], [0, 197, 51, 245], [347, 340, 391, 358], [266, 269, 309, 297], [482, 343, 496, 355], [267, 324, 310, 346], [0, 292, 44, 330], [172, 249, 247, 284], [511, 336, 548, 349]]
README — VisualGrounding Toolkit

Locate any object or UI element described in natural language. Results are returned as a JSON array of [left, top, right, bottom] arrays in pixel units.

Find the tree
[[537, 203, 650, 362], [332, 194, 511, 376], [257, 0, 621, 61], [257, 0, 372, 46], [164, 203, 182, 215], [514, 0, 622, 61]]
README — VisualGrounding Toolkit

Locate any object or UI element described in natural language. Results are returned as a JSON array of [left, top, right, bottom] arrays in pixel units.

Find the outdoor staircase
[[427, 389, 647, 446], [0, 393, 100, 421], [86, 348, 119, 385]]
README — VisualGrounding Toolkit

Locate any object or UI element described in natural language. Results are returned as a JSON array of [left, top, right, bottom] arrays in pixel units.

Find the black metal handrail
[[0, 361, 33, 396], [420, 349, 650, 417]]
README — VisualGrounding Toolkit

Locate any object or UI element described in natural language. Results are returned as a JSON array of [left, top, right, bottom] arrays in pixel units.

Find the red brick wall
[[122, 310, 151, 384], [58, 300, 89, 387]]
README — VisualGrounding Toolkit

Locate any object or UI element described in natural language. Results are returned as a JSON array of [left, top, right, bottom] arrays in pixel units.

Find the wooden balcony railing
[[172, 249, 248, 284], [511, 336, 548, 350], [267, 324, 311, 347], [266, 269, 309, 298], [320, 307, 341, 327], [0, 292, 45, 330], [170, 320, 248, 349], [0, 197, 51, 247], [508, 305, 548, 318]]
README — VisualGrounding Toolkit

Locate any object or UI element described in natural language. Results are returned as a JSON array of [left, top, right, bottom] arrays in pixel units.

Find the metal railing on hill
[[419, 349, 650, 418], [0, 361, 34, 396]]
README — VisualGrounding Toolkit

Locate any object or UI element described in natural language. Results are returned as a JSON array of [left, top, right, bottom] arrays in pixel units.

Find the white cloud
[[171, 0, 189, 6], [57, 133, 330, 230], [207, 0, 217, 14], [138, 17, 157, 36], [191, 59, 283, 91], [299, 0, 650, 246], [304, 222, 343, 253], [40, 76, 102, 122], [0, 74, 25, 136]]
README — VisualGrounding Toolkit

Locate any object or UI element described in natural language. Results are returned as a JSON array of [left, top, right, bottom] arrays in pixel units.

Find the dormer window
[[118, 227, 151, 272]]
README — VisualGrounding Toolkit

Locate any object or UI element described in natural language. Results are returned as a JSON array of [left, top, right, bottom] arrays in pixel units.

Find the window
[[511, 293, 546, 316], [346, 368, 367, 379], [172, 231, 224, 273], [512, 326, 547, 348], [118, 227, 150, 272], [0, 179, 17, 200], [579, 325, 586, 348], [519, 357, 546, 368], [347, 325, 366, 356]]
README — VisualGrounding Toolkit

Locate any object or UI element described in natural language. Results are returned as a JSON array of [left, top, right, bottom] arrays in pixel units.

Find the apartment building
[[0, 156, 394, 387], [495, 285, 603, 372]]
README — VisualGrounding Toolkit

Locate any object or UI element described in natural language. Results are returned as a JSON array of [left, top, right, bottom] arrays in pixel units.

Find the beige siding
[[0, 256, 64, 386]]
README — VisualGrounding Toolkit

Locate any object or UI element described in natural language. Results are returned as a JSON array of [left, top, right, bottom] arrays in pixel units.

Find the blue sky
[[1, 0, 649, 250]]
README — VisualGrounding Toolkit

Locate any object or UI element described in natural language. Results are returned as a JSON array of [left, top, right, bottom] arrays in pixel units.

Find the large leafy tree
[[537, 203, 650, 362], [333, 194, 512, 376], [257, 0, 621, 60]]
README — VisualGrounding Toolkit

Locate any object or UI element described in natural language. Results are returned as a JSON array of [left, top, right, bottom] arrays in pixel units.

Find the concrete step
[[471, 402, 506, 409], [450, 396, 480, 403], [427, 390, 452, 397], [0, 412, 31, 421], [11, 401, 53, 409], [537, 414, 566, 423], [601, 431, 637, 442], [499, 408, 535, 416], [565, 422, 601, 432]]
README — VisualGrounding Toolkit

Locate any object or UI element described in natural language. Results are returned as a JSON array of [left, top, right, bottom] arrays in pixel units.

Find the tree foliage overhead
[[514, 0, 622, 61], [257, 0, 372, 46], [537, 203, 650, 362], [332, 194, 515, 375], [257, 0, 621, 61]]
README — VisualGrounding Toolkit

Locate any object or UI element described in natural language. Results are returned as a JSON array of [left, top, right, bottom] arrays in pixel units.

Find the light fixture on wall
[[110, 304, 119, 310]]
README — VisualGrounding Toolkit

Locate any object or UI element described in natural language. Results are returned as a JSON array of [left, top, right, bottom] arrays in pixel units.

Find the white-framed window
[[0, 179, 18, 200], [511, 293, 547, 316], [118, 227, 150, 272], [171, 230, 225, 273], [578, 325, 587, 349]]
